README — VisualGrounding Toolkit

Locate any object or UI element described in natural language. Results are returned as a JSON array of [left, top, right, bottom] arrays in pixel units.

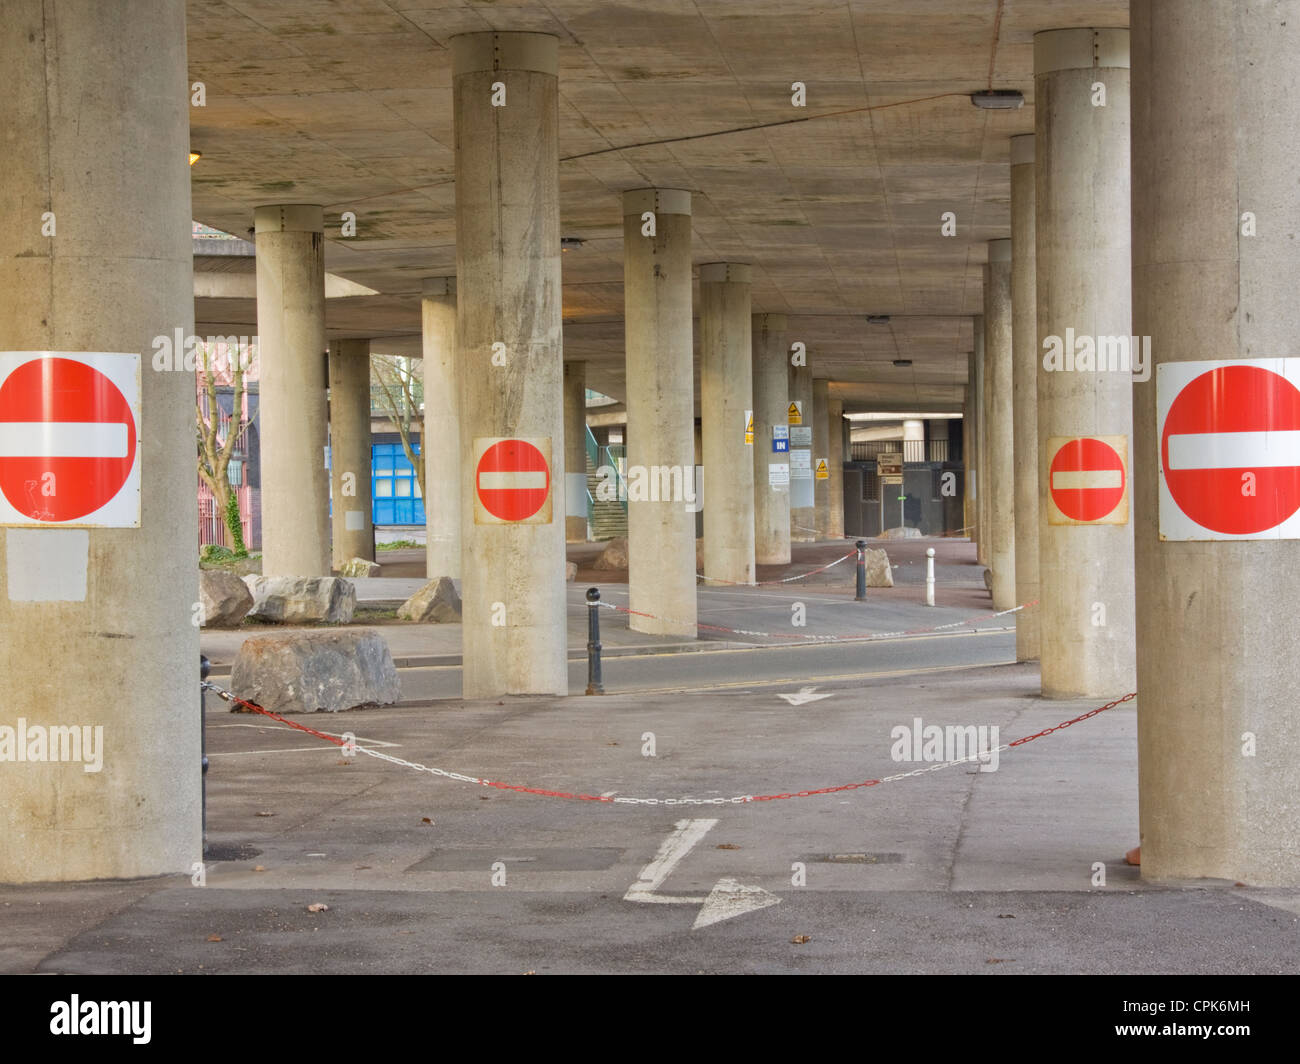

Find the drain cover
[[203, 843, 262, 862], [812, 852, 904, 864]]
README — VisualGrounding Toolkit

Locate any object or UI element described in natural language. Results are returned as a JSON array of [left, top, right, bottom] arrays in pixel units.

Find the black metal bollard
[[199, 654, 210, 854], [855, 540, 868, 601], [585, 587, 605, 695]]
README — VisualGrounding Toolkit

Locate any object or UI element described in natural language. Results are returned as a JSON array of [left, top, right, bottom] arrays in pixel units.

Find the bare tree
[[370, 354, 424, 498], [196, 343, 257, 554]]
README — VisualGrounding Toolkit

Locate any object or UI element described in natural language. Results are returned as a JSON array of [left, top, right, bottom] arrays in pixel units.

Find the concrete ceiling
[[187, 0, 1128, 413]]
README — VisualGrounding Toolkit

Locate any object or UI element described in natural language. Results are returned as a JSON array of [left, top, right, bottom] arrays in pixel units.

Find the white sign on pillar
[[0, 352, 141, 528], [1158, 358, 1300, 540]]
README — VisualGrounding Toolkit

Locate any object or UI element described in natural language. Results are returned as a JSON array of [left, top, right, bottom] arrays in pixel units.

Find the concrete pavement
[[6, 539, 1295, 975]]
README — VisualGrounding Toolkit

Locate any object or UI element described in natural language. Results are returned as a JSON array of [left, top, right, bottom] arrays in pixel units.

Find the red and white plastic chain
[[200, 682, 1135, 807]]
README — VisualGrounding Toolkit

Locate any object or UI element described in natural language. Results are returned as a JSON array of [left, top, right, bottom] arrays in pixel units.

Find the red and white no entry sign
[[473, 436, 553, 525], [1158, 359, 1300, 540], [0, 353, 140, 527], [1046, 435, 1128, 525]]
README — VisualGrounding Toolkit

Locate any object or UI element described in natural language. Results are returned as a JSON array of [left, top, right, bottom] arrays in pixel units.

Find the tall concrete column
[[255, 204, 330, 577], [453, 31, 566, 697], [700, 263, 755, 585], [422, 277, 460, 580], [983, 240, 1016, 610], [0, 0, 199, 881], [1034, 28, 1136, 697], [328, 339, 373, 568], [563, 361, 588, 543], [788, 347, 814, 541], [827, 396, 845, 539], [624, 188, 696, 636], [752, 313, 791, 565], [1010, 134, 1041, 660], [973, 318, 988, 563], [1132, 0, 1300, 884], [964, 357, 978, 544], [812, 379, 831, 538]]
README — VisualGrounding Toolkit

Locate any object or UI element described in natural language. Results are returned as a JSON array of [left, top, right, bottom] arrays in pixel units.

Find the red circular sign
[[475, 439, 550, 522], [1049, 437, 1125, 522], [1162, 364, 1300, 534], [0, 357, 137, 522]]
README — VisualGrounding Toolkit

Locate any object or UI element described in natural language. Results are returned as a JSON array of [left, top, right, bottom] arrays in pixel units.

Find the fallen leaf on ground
[[255, 811, 275, 817], [253, 865, 266, 872], [206, 934, 222, 942], [421, 817, 434, 824], [306, 902, 330, 913], [716, 843, 741, 850], [997, 913, 1015, 919], [791, 935, 810, 944], [986, 958, 1009, 964]]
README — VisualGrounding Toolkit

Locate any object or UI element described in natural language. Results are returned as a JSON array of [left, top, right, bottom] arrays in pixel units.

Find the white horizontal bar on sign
[[1167, 431, 1300, 471], [477, 471, 547, 490], [1050, 470, 1122, 490], [0, 421, 128, 458]]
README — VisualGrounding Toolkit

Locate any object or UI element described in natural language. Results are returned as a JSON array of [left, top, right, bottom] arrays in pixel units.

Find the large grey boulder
[[338, 557, 381, 578], [880, 526, 922, 539], [231, 629, 400, 714], [242, 576, 356, 624], [864, 548, 894, 588], [592, 537, 629, 570], [397, 576, 461, 623], [199, 569, 254, 628]]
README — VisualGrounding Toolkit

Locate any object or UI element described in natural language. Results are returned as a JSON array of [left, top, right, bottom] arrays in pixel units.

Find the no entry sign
[[0, 353, 140, 527], [473, 436, 552, 525], [1046, 435, 1128, 525], [1158, 358, 1300, 540]]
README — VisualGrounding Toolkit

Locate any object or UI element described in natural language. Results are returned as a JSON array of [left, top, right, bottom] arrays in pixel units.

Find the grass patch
[[377, 539, 420, 551]]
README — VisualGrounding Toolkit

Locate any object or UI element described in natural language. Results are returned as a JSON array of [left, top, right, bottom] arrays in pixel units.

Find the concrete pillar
[[752, 313, 791, 564], [453, 31, 566, 697], [1034, 28, 1136, 697], [623, 188, 696, 636], [328, 339, 373, 568], [827, 396, 845, 539], [0, 0, 199, 880], [255, 204, 330, 577], [973, 318, 988, 563], [422, 276, 460, 580], [964, 360, 977, 543], [700, 263, 755, 585], [1132, 0, 1300, 884], [563, 361, 587, 543], [812, 379, 831, 538], [1010, 134, 1040, 660], [788, 347, 814, 541], [983, 240, 1015, 610]]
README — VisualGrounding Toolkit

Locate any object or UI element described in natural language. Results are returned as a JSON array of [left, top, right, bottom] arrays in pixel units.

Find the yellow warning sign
[[788, 401, 802, 425], [815, 458, 829, 480], [744, 410, 754, 445]]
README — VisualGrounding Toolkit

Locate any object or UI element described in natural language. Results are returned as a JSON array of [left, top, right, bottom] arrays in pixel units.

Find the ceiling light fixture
[[970, 90, 1024, 110], [866, 315, 891, 324], [561, 236, 585, 251], [893, 359, 913, 367], [189, 151, 202, 166]]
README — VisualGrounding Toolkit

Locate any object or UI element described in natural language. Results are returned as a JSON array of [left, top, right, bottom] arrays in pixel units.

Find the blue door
[[371, 441, 425, 525]]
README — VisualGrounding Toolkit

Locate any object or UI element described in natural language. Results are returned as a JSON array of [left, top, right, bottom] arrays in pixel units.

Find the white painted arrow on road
[[778, 685, 834, 706], [624, 818, 780, 930]]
